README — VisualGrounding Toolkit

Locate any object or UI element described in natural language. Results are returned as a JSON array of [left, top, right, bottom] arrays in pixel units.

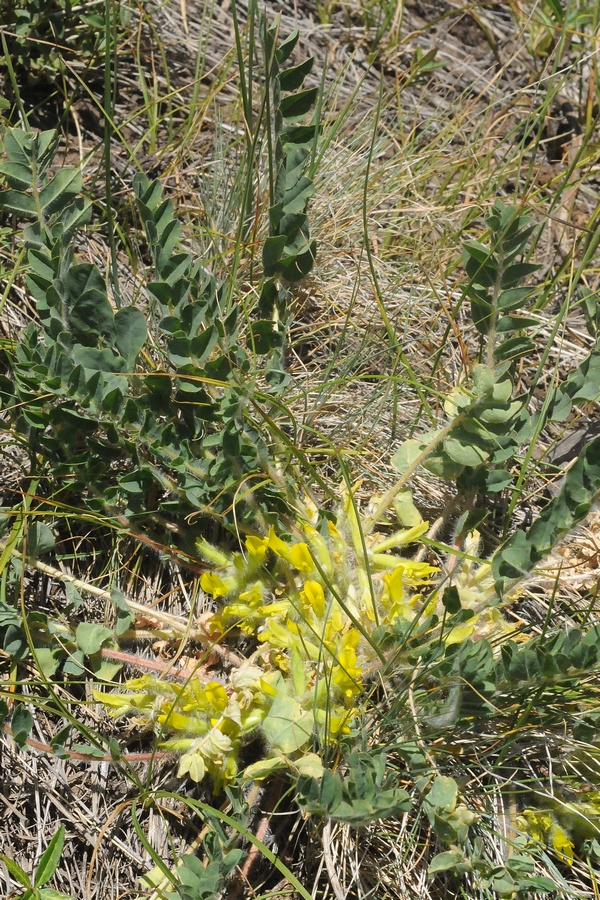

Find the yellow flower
[[402, 560, 439, 584], [332, 645, 363, 701], [290, 542, 315, 573], [328, 604, 344, 634], [327, 520, 347, 568], [259, 618, 298, 650], [258, 600, 290, 618], [245, 535, 269, 563], [371, 521, 429, 554], [328, 521, 341, 539], [238, 583, 264, 606], [303, 524, 333, 574], [314, 703, 357, 737], [200, 571, 230, 598], [156, 710, 208, 734], [205, 681, 228, 712], [267, 527, 292, 561], [343, 628, 361, 651], [383, 565, 405, 603], [301, 580, 326, 618], [381, 566, 412, 621], [355, 568, 377, 621]]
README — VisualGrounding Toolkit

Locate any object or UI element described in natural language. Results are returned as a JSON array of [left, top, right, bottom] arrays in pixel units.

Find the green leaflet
[[492, 436, 600, 594]]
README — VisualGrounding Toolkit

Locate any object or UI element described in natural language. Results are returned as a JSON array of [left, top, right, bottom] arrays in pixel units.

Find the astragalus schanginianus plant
[[2, 1, 600, 899], [96, 198, 600, 897]]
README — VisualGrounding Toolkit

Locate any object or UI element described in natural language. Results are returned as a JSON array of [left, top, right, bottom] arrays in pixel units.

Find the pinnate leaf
[[428, 850, 468, 875], [0, 161, 32, 189], [0, 189, 36, 216]]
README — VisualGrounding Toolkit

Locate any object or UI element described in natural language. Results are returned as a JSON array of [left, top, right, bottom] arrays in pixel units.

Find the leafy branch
[[0, 62, 318, 541]]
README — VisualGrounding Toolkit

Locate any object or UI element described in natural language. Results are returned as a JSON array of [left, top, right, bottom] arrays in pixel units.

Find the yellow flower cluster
[[95, 489, 511, 785], [193, 491, 440, 775], [95, 664, 270, 787]]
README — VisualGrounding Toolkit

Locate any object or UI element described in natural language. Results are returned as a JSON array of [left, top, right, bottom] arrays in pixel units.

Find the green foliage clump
[[260, 25, 318, 288], [392, 204, 539, 521], [0, 128, 266, 533], [0, 21, 320, 540], [392, 201, 600, 579], [164, 846, 245, 900], [296, 751, 410, 824], [0, 0, 109, 90]]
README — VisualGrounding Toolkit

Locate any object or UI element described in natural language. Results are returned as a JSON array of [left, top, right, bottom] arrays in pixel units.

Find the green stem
[[487, 258, 502, 370], [0, 31, 27, 125], [364, 409, 471, 534], [104, 0, 121, 307]]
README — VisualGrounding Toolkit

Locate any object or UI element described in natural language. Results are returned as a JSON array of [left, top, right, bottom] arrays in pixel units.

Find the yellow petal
[[334, 604, 347, 631], [259, 677, 278, 697], [205, 681, 228, 711], [238, 583, 264, 606], [550, 822, 574, 865], [200, 571, 229, 598], [257, 600, 290, 618], [342, 628, 361, 650], [383, 566, 405, 603], [290, 542, 315, 573], [301, 580, 326, 618], [267, 527, 292, 561], [245, 535, 268, 562], [444, 622, 475, 645]]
